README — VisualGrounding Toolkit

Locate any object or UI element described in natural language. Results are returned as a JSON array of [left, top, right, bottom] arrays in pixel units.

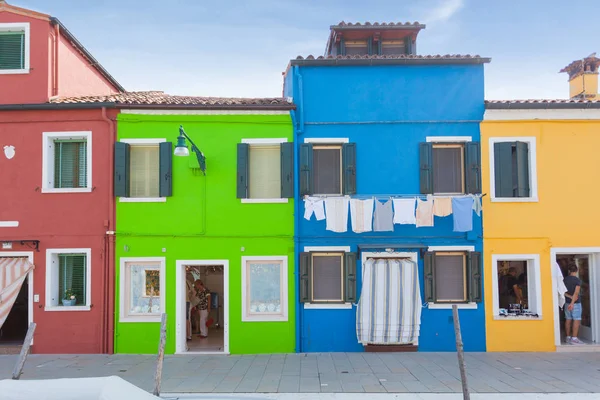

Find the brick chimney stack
[[560, 54, 599, 100]]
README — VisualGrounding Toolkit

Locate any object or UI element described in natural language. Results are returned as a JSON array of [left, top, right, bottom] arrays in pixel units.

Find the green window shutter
[[340, 38, 346, 56], [468, 251, 482, 303], [280, 142, 294, 198], [54, 141, 87, 189], [114, 142, 130, 197], [0, 31, 25, 70], [159, 142, 173, 197], [344, 252, 357, 303], [236, 143, 249, 199], [377, 39, 382, 55], [299, 143, 313, 196], [424, 252, 436, 303], [367, 37, 373, 55], [59, 254, 87, 305], [515, 142, 530, 198], [465, 141, 481, 194], [493, 142, 513, 198], [342, 143, 357, 195], [419, 142, 433, 194], [300, 252, 312, 303], [404, 36, 412, 55]]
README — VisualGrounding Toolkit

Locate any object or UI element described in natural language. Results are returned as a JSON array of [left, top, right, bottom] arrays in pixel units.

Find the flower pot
[[62, 299, 76, 306]]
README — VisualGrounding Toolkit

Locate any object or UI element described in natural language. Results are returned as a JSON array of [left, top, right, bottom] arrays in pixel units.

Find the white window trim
[[304, 138, 349, 144], [119, 138, 166, 202], [120, 138, 166, 144], [304, 246, 351, 309], [426, 136, 472, 143], [428, 245, 475, 252], [426, 246, 476, 308], [0, 23, 30, 75], [45, 248, 92, 312], [242, 138, 288, 144], [241, 256, 288, 322], [241, 198, 288, 204], [488, 137, 538, 203], [0, 221, 19, 227], [304, 303, 352, 309], [241, 138, 289, 204], [491, 254, 542, 320], [119, 257, 166, 323], [42, 131, 92, 193]]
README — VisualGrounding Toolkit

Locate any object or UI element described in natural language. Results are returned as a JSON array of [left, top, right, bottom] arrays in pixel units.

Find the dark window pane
[[433, 146, 463, 193], [381, 42, 405, 55], [345, 41, 368, 55], [314, 148, 341, 194], [435, 254, 465, 301], [312, 255, 342, 301]]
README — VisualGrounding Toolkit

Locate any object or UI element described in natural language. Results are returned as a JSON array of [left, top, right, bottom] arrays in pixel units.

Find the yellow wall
[[481, 119, 600, 351]]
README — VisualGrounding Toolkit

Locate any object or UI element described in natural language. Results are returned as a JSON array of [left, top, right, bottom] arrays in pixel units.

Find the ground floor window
[[492, 254, 541, 318], [120, 257, 165, 322], [424, 250, 481, 304], [241, 256, 288, 322], [300, 251, 357, 303], [45, 249, 91, 310]]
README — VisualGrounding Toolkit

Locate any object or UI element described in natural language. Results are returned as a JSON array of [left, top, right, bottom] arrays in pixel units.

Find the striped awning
[[0, 257, 34, 330]]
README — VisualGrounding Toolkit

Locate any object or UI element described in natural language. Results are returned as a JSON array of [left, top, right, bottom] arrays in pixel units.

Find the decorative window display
[[242, 256, 288, 322]]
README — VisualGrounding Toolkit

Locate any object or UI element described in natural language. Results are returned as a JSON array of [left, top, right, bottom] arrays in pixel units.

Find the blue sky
[[13, 0, 599, 99]]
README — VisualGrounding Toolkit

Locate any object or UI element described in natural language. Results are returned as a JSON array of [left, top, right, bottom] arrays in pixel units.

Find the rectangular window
[[121, 259, 164, 321], [424, 251, 482, 304], [249, 145, 280, 199], [344, 40, 368, 55], [300, 142, 356, 196], [54, 141, 87, 189], [130, 145, 160, 198], [492, 254, 541, 318], [433, 144, 464, 194], [58, 254, 87, 305], [314, 146, 342, 195], [299, 251, 357, 304], [381, 40, 405, 55], [242, 256, 288, 322], [492, 140, 535, 200], [0, 23, 29, 73], [45, 248, 91, 310]]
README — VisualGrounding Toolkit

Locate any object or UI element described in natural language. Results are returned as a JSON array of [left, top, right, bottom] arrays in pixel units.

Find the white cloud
[[423, 0, 465, 24]]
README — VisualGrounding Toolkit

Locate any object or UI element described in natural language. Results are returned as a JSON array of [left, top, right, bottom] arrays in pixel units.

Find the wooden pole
[[153, 313, 167, 397], [12, 322, 36, 380], [452, 305, 470, 400]]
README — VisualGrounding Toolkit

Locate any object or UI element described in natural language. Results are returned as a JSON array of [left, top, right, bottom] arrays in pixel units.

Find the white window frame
[[241, 256, 288, 322], [427, 245, 477, 309], [241, 138, 288, 204], [303, 246, 351, 309], [491, 254, 542, 320], [489, 137, 538, 203], [42, 131, 92, 193], [119, 257, 166, 323], [118, 138, 166, 203], [45, 248, 92, 311], [0, 23, 30, 75]]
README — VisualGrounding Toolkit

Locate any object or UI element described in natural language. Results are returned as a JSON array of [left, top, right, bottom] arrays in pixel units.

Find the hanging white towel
[[471, 194, 482, 217], [325, 197, 350, 233], [393, 198, 416, 225], [554, 262, 568, 309], [350, 199, 374, 233], [304, 197, 325, 221]]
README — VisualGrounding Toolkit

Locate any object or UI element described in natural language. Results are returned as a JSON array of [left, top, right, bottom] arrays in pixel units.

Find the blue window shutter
[[300, 252, 312, 303], [424, 252, 435, 302], [342, 143, 356, 195], [515, 142, 530, 198], [280, 142, 294, 198], [419, 142, 433, 194], [468, 252, 482, 303], [465, 142, 481, 194], [114, 142, 130, 197], [299, 143, 313, 196], [494, 142, 513, 197], [159, 142, 172, 197], [236, 143, 249, 199], [344, 252, 357, 303]]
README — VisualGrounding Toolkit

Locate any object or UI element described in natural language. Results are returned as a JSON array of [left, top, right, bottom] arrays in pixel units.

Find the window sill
[[45, 306, 90, 312], [428, 303, 477, 310], [241, 198, 289, 204], [493, 315, 542, 321], [491, 197, 538, 203], [304, 303, 352, 310], [0, 69, 29, 75], [119, 197, 167, 203], [42, 188, 92, 194], [242, 315, 288, 322], [120, 316, 162, 323]]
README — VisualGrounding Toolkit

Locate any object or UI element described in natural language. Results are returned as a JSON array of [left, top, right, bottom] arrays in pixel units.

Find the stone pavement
[[0, 352, 599, 394]]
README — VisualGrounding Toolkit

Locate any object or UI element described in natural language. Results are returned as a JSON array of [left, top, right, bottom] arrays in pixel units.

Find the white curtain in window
[[249, 145, 280, 199], [130, 146, 159, 198]]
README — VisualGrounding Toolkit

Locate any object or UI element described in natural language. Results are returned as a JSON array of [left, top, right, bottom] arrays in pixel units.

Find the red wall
[[0, 109, 116, 354]]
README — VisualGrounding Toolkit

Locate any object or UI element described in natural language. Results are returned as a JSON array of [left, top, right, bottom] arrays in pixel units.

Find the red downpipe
[[53, 23, 59, 97]]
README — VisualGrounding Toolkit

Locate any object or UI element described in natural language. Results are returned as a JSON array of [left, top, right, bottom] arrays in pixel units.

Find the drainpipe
[[292, 66, 303, 353], [53, 23, 59, 97], [102, 107, 116, 354]]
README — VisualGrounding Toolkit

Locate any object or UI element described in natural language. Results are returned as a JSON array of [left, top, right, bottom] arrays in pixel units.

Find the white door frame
[[175, 259, 229, 354], [551, 247, 600, 347], [0, 251, 34, 344]]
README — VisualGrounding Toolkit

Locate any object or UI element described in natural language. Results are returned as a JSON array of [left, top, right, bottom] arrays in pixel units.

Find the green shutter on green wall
[[114, 142, 130, 197], [299, 143, 313, 196], [515, 142, 530, 198], [59, 254, 86, 305], [494, 142, 513, 198], [424, 252, 435, 303], [300, 252, 312, 303], [342, 143, 356, 195], [0, 31, 25, 70], [280, 142, 294, 198], [236, 143, 249, 199], [344, 252, 357, 303], [159, 142, 172, 197], [468, 251, 482, 303], [419, 142, 433, 194], [465, 142, 481, 194]]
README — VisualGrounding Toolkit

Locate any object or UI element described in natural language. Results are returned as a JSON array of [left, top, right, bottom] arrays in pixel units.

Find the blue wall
[[286, 63, 487, 353]]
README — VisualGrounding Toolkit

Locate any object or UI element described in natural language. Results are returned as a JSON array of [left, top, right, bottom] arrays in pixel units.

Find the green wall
[[115, 113, 295, 354]]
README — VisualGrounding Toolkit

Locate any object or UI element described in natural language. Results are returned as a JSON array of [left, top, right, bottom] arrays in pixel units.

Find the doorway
[[175, 260, 229, 354]]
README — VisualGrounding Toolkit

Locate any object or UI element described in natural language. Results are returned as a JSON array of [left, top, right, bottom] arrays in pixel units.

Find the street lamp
[[174, 125, 206, 175]]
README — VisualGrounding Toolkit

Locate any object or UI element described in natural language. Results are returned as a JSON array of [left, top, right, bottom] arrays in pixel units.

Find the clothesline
[[304, 193, 487, 199]]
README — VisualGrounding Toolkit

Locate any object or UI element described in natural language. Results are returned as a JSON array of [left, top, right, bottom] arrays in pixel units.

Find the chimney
[[560, 54, 599, 100]]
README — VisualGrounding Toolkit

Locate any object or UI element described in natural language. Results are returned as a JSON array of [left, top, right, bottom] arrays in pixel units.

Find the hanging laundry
[[325, 197, 350, 233], [554, 262, 568, 309], [373, 199, 394, 232], [350, 199, 374, 233], [452, 197, 474, 232], [304, 197, 325, 221], [415, 198, 434, 227], [393, 198, 416, 225], [433, 197, 452, 217], [471, 194, 482, 217]]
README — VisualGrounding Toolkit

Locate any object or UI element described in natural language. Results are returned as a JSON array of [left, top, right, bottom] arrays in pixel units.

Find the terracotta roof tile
[[295, 54, 484, 60], [485, 99, 600, 109], [486, 99, 600, 104], [334, 21, 424, 27]]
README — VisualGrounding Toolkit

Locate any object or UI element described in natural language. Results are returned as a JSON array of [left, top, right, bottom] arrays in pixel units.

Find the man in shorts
[[564, 263, 585, 345]]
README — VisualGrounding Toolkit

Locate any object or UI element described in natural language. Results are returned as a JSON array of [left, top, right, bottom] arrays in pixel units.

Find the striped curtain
[[356, 258, 422, 345], [0, 258, 34, 330]]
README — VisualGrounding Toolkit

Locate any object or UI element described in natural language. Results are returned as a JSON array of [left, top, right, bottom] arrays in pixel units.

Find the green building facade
[[113, 107, 295, 355]]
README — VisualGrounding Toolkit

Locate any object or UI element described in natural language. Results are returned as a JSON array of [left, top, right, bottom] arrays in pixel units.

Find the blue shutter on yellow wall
[[300, 252, 312, 303], [159, 142, 172, 197], [344, 252, 357, 303], [299, 143, 313, 196], [468, 252, 482, 303], [236, 143, 249, 199], [342, 143, 356, 195], [114, 142, 130, 197], [515, 142, 530, 198], [465, 142, 481, 194], [493, 142, 513, 197], [419, 142, 433, 194], [280, 142, 294, 198]]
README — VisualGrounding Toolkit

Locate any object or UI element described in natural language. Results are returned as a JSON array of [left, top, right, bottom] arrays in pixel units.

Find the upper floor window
[[42, 131, 92, 193], [381, 40, 405, 55], [0, 23, 30, 74], [490, 137, 538, 202], [344, 40, 368, 56], [300, 141, 356, 196], [236, 139, 293, 202]]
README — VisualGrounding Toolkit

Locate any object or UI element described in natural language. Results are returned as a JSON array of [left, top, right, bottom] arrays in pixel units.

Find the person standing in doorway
[[194, 280, 211, 339], [564, 263, 585, 345]]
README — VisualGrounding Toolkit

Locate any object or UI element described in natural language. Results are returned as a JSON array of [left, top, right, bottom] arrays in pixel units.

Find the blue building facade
[[284, 22, 491, 353]]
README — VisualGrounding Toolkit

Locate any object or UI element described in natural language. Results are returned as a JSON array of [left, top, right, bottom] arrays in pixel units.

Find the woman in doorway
[[194, 280, 211, 339]]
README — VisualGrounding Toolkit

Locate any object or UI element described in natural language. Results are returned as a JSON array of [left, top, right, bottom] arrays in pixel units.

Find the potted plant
[[62, 289, 77, 306]]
